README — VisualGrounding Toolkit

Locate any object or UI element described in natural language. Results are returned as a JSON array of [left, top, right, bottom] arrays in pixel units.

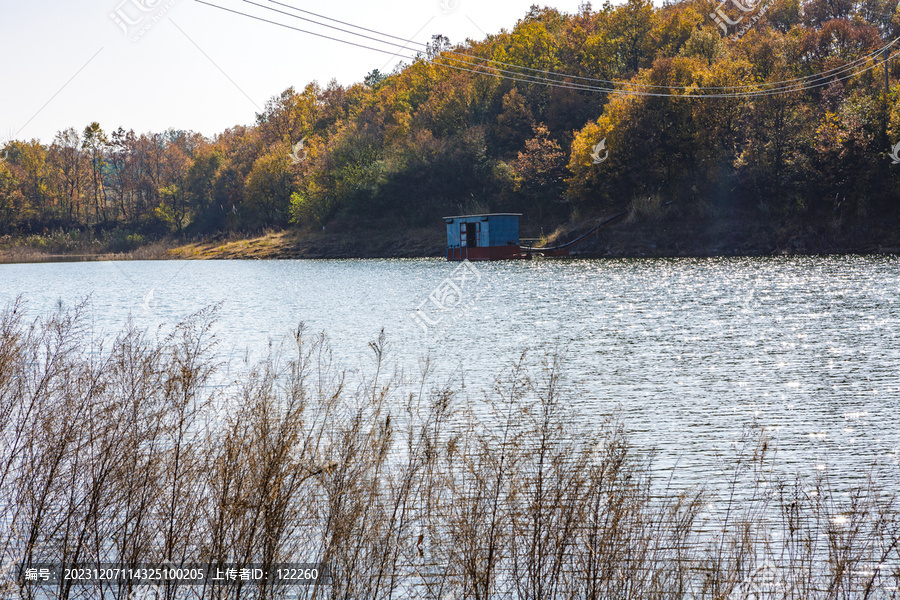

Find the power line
[[196, 0, 897, 98], [433, 49, 897, 98], [264, 0, 421, 46], [442, 35, 899, 92], [261, 0, 900, 92], [244, 0, 415, 51], [194, 0, 419, 57], [437, 38, 899, 98]]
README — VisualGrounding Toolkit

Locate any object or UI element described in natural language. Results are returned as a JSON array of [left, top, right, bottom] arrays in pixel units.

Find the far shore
[[3, 210, 900, 264]]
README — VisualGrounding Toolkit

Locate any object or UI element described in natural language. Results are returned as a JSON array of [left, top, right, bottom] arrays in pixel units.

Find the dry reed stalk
[[0, 302, 898, 600]]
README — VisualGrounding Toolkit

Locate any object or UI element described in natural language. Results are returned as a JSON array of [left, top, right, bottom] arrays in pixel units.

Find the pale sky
[[0, 0, 590, 145]]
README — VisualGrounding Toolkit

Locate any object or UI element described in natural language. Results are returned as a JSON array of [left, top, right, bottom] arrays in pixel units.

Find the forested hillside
[[2, 0, 900, 254]]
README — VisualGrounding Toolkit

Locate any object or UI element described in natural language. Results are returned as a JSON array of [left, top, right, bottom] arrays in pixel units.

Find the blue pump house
[[444, 213, 522, 261]]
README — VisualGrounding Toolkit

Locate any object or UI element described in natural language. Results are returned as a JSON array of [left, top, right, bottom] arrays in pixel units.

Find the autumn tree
[[515, 124, 568, 220], [183, 148, 223, 232], [256, 84, 321, 148], [157, 136, 192, 234], [108, 127, 138, 222], [0, 162, 25, 232], [610, 0, 656, 74], [7, 140, 51, 227], [734, 90, 813, 209], [493, 88, 535, 153], [244, 148, 295, 227], [49, 128, 85, 224], [82, 122, 108, 224]]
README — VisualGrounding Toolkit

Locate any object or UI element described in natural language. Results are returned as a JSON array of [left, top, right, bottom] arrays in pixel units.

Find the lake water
[[2, 255, 899, 500]]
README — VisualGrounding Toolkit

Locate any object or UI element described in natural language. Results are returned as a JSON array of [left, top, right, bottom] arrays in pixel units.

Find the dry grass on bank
[[0, 300, 899, 600]]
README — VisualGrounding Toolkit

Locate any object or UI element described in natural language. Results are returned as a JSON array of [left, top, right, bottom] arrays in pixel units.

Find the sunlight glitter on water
[[1, 254, 898, 498]]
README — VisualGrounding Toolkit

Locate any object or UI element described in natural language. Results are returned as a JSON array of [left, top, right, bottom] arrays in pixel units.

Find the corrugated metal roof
[[442, 213, 522, 219]]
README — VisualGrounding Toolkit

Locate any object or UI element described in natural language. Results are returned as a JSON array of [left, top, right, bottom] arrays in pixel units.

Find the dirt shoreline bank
[[2, 213, 899, 263]]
